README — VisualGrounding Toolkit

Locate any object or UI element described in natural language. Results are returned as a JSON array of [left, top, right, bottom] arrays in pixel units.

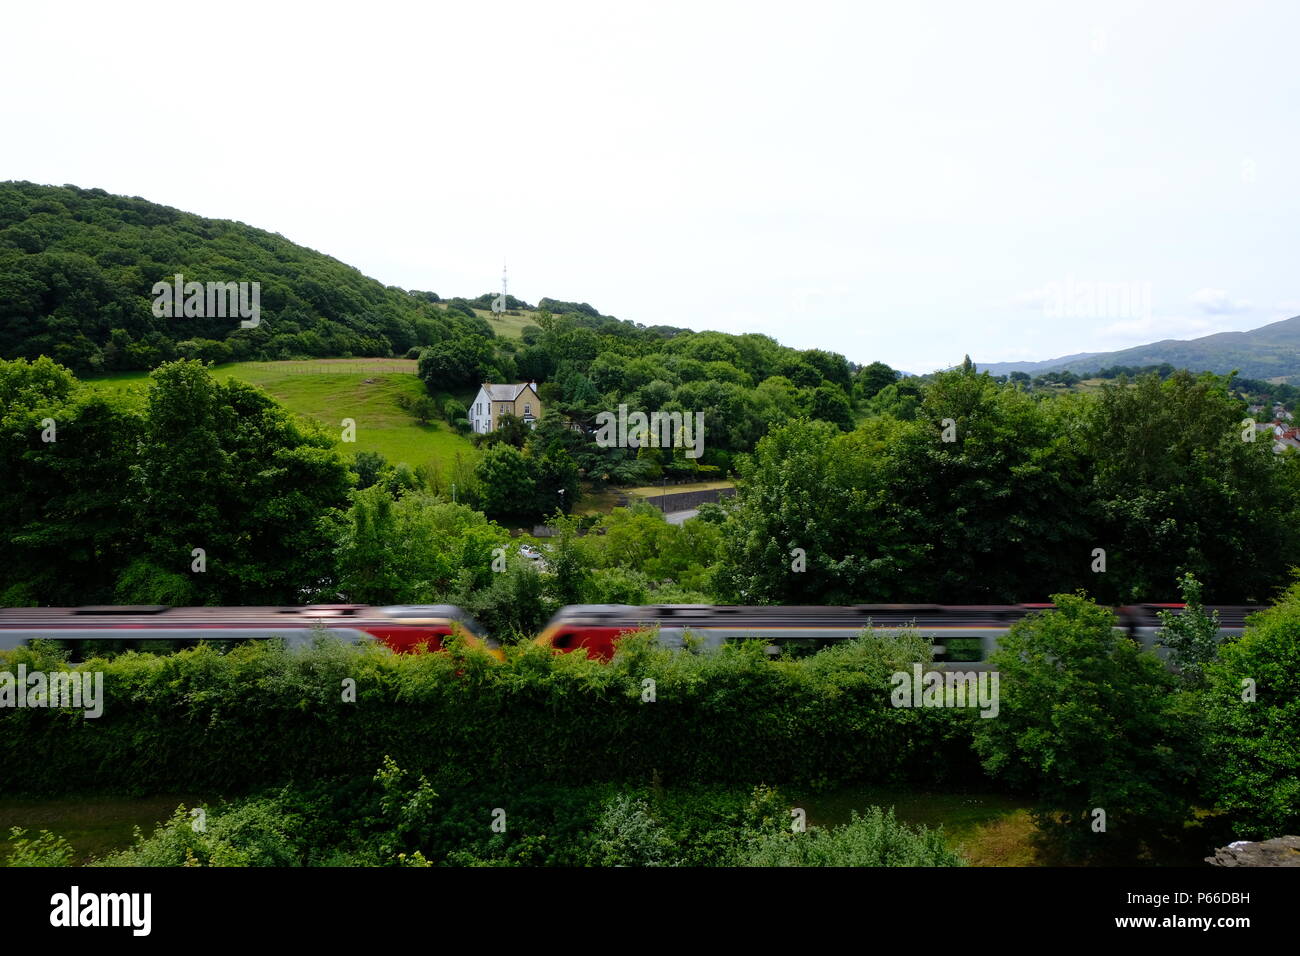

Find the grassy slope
[[86, 359, 478, 474], [468, 307, 541, 340]]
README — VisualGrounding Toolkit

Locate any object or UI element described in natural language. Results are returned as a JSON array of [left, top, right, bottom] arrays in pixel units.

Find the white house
[[468, 382, 542, 434]]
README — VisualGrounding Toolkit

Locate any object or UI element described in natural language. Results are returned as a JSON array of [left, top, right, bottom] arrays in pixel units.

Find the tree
[[129, 360, 352, 604], [0, 359, 142, 605], [1081, 370, 1300, 603], [334, 487, 504, 604], [474, 444, 536, 519], [351, 451, 388, 490], [808, 384, 854, 431], [972, 594, 1194, 860], [533, 448, 580, 515], [544, 513, 592, 606], [713, 419, 898, 603], [410, 396, 439, 425], [487, 412, 529, 449], [417, 336, 495, 392], [855, 361, 898, 400], [1201, 581, 1300, 838], [1156, 574, 1221, 687]]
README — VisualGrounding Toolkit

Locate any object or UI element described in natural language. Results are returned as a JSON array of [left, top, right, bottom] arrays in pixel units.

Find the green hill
[[0, 181, 483, 372], [979, 314, 1300, 383]]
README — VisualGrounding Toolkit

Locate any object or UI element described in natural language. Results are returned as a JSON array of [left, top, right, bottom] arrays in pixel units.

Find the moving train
[[0, 602, 1259, 666]]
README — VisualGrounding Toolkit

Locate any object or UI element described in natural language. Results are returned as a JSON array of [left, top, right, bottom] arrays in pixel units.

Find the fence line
[[241, 362, 417, 375]]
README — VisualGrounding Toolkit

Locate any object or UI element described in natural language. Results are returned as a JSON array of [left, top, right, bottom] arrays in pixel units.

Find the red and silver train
[[0, 604, 494, 656], [532, 603, 1257, 667], [0, 602, 1259, 666]]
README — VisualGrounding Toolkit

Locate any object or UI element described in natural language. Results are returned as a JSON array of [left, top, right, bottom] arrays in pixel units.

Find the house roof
[[481, 383, 536, 401]]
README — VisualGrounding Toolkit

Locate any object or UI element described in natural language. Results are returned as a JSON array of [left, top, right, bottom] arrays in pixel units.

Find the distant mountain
[[979, 315, 1300, 382]]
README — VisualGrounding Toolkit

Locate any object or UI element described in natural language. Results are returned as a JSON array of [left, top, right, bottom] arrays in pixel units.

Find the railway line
[[0, 602, 1259, 667]]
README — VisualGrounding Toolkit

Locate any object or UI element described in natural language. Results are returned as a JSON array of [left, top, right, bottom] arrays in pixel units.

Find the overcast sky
[[5, 0, 1298, 372]]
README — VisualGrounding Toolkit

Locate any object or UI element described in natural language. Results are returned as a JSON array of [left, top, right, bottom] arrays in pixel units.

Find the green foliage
[[716, 366, 1300, 605], [856, 361, 900, 400], [581, 504, 723, 593], [0, 182, 476, 370], [452, 558, 549, 641], [740, 807, 963, 867], [1157, 574, 1221, 687], [1081, 371, 1299, 604], [1201, 581, 1300, 837], [474, 444, 536, 519], [593, 795, 673, 866], [409, 395, 439, 424], [972, 593, 1195, 859], [0, 357, 351, 605], [5, 827, 75, 866], [0, 629, 963, 797], [350, 450, 388, 490], [333, 486, 505, 603]]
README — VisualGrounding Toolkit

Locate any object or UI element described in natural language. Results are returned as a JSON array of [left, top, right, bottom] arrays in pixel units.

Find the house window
[[524, 404, 531, 415]]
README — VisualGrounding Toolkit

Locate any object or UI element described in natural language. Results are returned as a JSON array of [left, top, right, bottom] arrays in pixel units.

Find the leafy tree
[[543, 513, 592, 606], [410, 395, 439, 424], [533, 448, 580, 515], [1201, 581, 1300, 838], [129, 360, 352, 604], [972, 594, 1195, 860], [334, 486, 503, 603], [808, 384, 854, 430], [856, 361, 898, 400], [1156, 574, 1221, 687], [351, 451, 388, 490], [1081, 370, 1300, 603], [474, 444, 537, 519]]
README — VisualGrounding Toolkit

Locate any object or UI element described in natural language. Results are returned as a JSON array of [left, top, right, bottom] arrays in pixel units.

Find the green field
[[468, 307, 542, 340], [85, 359, 478, 475]]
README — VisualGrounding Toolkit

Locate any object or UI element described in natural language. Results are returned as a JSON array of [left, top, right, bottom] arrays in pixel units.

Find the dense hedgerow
[[0, 629, 977, 796]]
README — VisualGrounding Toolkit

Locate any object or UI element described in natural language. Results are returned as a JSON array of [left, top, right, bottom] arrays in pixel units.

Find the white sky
[[4, 0, 1298, 372]]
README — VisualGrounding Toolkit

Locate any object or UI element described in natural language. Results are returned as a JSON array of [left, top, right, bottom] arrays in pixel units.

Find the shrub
[[1201, 581, 1300, 838], [593, 795, 672, 866], [4, 827, 75, 867], [740, 808, 963, 866], [972, 593, 1196, 859]]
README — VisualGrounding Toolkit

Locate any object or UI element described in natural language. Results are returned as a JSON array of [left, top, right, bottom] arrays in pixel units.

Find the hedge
[[0, 630, 980, 796]]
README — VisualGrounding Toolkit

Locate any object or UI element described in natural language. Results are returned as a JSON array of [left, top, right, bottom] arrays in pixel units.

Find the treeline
[[418, 310, 866, 483], [5, 356, 1297, 612], [0, 182, 488, 370], [0, 357, 706, 628], [714, 364, 1300, 605]]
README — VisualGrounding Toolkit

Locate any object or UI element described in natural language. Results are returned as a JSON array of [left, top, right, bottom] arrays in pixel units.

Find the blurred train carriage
[[0, 604, 493, 658], [532, 603, 1257, 667], [0, 602, 1257, 666]]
